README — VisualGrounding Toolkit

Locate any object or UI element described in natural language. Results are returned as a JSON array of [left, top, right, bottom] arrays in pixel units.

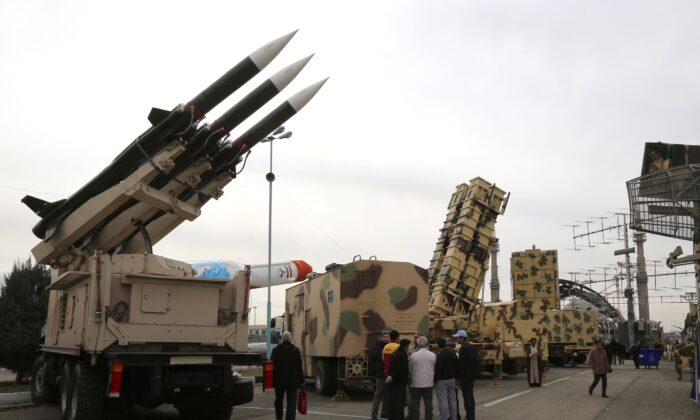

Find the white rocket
[[191, 260, 312, 288]]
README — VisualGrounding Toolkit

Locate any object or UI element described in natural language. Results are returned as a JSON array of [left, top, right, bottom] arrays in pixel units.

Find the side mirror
[[270, 318, 276, 329]]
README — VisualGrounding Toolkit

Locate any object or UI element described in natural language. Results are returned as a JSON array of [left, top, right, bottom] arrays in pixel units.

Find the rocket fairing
[[23, 31, 297, 241]]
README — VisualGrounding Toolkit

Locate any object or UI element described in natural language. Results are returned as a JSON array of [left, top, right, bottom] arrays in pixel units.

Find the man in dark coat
[[271, 331, 305, 420], [630, 341, 641, 369], [454, 330, 479, 420], [386, 338, 411, 420]]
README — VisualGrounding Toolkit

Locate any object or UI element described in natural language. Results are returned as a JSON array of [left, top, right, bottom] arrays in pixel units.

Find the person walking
[[454, 330, 479, 420], [271, 331, 305, 420], [630, 341, 641, 369], [386, 339, 411, 420], [371, 331, 390, 420], [409, 336, 435, 420], [588, 339, 611, 398], [526, 338, 543, 387], [448, 341, 462, 420], [434, 338, 458, 420]]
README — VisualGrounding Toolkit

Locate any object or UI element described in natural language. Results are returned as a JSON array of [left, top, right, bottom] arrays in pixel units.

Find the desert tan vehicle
[[22, 32, 327, 419], [283, 258, 429, 395]]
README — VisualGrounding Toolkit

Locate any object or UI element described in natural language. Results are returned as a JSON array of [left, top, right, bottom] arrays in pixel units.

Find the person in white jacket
[[409, 336, 436, 420]]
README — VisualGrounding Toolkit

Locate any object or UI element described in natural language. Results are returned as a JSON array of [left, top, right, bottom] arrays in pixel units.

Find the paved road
[[2, 360, 698, 419]]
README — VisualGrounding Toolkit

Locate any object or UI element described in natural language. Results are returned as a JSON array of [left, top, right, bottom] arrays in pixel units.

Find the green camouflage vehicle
[[284, 258, 429, 395]]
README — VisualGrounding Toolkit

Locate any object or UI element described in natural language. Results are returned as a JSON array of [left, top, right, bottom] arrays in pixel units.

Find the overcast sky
[[1, 1, 699, 332]]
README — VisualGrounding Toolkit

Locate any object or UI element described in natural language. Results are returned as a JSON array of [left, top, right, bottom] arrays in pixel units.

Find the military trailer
[[284, 258, 430, 395], [22, 32, 328, 419]]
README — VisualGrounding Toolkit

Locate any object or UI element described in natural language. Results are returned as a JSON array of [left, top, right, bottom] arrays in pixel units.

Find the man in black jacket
[[271, 331, 305, 420], [454, 330, 479, 420], [386, 338, 411, 420], [434, 338, 458, 420]]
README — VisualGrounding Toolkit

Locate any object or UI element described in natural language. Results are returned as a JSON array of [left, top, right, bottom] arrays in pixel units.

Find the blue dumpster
[[639, 348, 662, 368]]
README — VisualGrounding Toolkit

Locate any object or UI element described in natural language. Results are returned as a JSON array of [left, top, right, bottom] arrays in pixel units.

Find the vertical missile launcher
[[25, 32, 328, 420], [428, 178, 508, 317], [284, 259, 429, 396], [428, 178, 515, 375]]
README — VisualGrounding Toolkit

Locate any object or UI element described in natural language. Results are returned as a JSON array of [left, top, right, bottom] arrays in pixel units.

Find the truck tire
[[60, 360, 74, 420], [314, 359, 337, 396], [30, 354, 58, 404], [67, 360, 106, 420], [231, 376, 254, 406], [502, 359, 521, 376]]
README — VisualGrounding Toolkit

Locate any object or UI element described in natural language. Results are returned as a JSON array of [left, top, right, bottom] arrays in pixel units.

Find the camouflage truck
[[284, 258, 429, 395]]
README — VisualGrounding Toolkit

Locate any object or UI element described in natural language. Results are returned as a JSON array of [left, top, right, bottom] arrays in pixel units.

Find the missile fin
[[22, 195, 66, 217], [148, 107, 172, 125]]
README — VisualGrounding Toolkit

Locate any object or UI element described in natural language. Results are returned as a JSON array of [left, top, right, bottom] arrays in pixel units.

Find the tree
[[0, 258, 50, 382]]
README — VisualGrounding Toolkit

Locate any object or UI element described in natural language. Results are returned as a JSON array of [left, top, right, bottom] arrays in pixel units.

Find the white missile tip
[[269, 54, 315, 90], [249, 30, 299, 70], [288, 78, 329, 112]]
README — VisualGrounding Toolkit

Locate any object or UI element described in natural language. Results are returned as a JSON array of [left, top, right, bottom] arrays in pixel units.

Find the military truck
[[284, 258, 430, 395], [23, 32, 328, 419]]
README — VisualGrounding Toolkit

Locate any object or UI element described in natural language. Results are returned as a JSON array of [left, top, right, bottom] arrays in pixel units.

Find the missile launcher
[[23, 32, 327, 270]]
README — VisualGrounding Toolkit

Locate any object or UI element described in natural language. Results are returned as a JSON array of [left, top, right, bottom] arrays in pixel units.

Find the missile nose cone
[[249, 30, 299, 70], [269, 54, 315, 91], [287, 78, 329, 112]]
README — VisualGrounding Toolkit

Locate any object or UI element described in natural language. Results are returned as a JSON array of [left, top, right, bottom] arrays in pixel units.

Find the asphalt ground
[[1, 360, 698, 419]]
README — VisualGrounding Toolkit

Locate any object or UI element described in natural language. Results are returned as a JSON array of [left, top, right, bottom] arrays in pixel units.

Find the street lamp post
[[261, 127, 293, 360]]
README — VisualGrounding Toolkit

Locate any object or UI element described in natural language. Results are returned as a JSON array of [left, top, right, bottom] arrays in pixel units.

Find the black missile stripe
[[186, 57, 260, 118]]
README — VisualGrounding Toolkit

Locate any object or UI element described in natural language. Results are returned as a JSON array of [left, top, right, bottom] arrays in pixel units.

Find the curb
[[0, 402, 35, 412]]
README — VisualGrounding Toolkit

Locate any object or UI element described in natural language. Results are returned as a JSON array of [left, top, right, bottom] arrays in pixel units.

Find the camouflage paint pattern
[[546, 308, 597, 347], [511, 249, 559, 304], [285, 259, 429, 379], [428, 178, 507, 318]]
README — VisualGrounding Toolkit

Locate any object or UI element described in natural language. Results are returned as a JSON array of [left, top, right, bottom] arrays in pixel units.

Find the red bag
[[297, 388, 307, 414]]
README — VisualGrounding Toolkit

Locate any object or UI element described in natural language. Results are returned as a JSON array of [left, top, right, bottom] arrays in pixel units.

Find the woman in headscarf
[[527, 338, 544, 387]]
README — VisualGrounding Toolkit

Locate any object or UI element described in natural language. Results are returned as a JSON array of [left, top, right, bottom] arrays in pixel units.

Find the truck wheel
[[314, 360, 337, 395], [60, 361, 74, 420], [31, 354, 58, 404], [502, 360, 521, 376], [231, 376, 254, 406], [67, 360, 106, 420]]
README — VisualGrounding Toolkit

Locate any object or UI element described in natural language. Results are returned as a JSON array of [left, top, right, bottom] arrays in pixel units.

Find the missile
[[24, 31, 298, 241], [191, 260, 313, 287]]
